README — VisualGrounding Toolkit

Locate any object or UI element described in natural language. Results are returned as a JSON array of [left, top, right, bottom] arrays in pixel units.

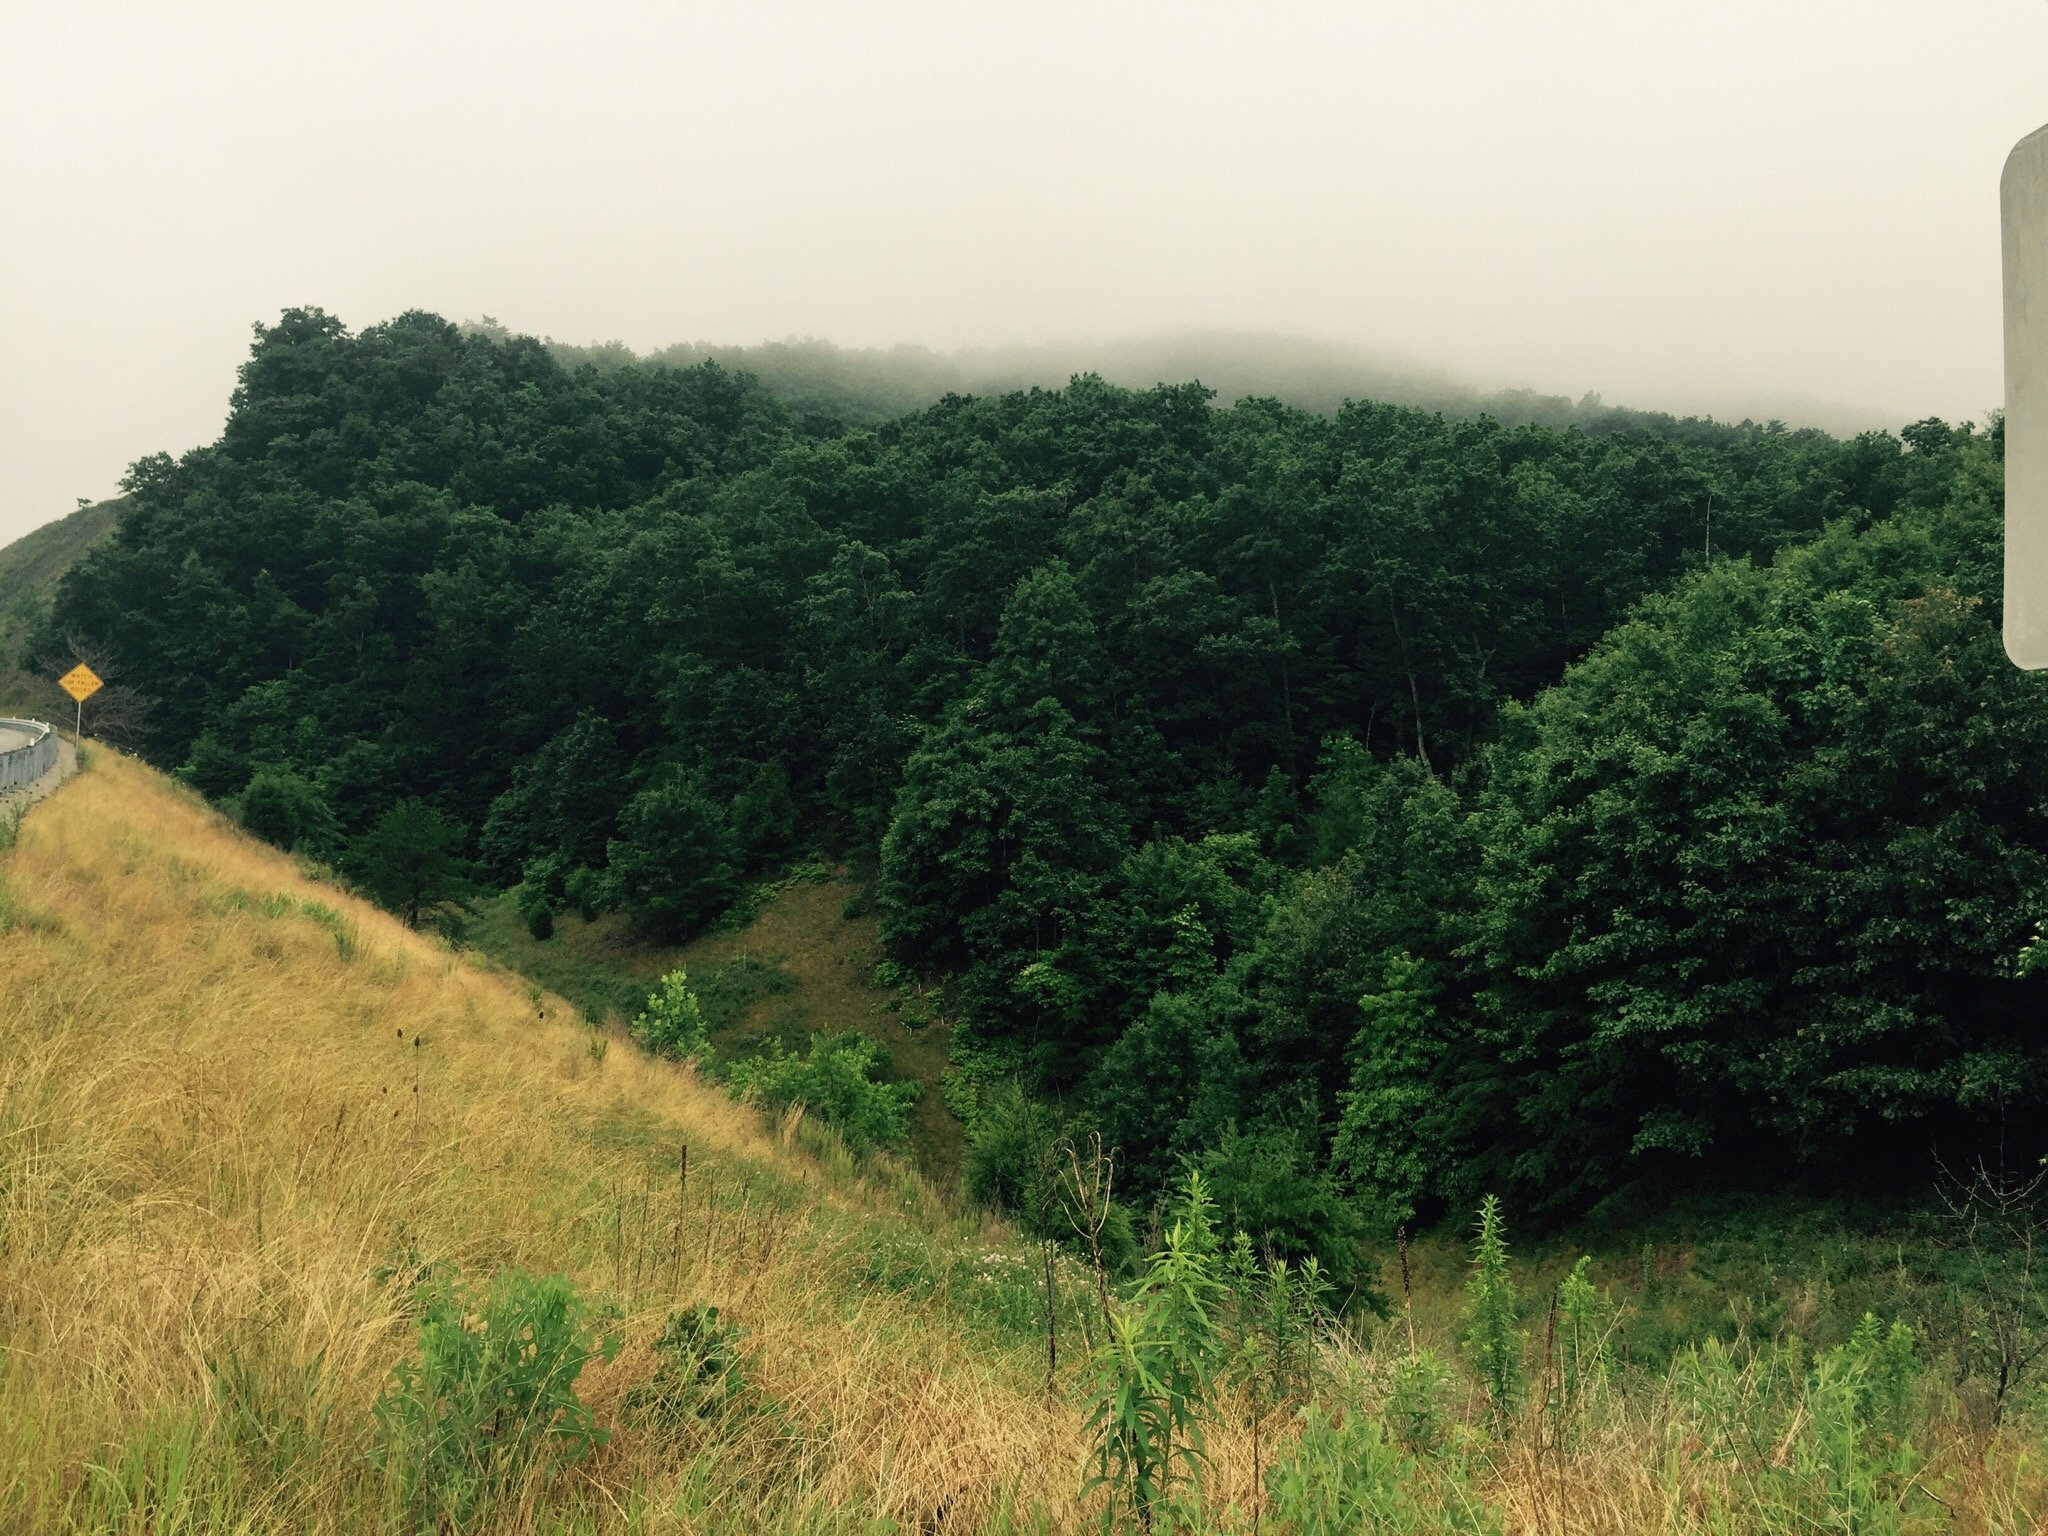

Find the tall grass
[[2, 750, 2046, 1533], [0, 752, 1081, 1532]]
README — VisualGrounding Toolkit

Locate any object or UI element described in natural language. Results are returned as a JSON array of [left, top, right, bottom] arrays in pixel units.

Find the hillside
[[0, 496, 121, 715], [7, 750, 2048, 1533], [467, 864, 968, 1176], [0, 748, 1082, 1531], [533, 326, 1896, 438], [48, 310, 2041, 1271]]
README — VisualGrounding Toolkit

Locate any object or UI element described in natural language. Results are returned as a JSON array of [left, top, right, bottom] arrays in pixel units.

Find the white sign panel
[[2004, 123, 2048, 669]]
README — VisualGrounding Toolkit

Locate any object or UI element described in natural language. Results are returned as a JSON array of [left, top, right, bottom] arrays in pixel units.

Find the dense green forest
[[43, 307, 2045, 1272]]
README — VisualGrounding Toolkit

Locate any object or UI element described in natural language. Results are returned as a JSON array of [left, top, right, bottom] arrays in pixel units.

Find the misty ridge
[[482, 321, 1907, 439]]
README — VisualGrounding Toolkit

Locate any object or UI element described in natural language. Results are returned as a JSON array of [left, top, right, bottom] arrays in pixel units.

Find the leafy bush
[[1669, 1317, 1926, 1536], [605, 770, 736, 940], [963, 1078, 1066, 1221], [517, 851, 567, 940], [625, 1304, 751, 1434], [236, 769, 338, 857], [1265, 1404, 1497, 1536], [1383, 1348, 1456, 1456], [1794, 1315, 1922, 1533], [631, 969, 710, 1060], [726, 1033, 917, 1151], [1199, 1121, 1367, 1293], [373, 1268, 619, 1528]]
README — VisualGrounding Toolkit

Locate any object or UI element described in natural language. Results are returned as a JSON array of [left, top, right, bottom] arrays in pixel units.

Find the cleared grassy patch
[[470, 866, 967, 1178]]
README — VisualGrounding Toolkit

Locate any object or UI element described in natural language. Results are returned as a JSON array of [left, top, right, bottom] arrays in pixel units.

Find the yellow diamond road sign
[[59, 664, 103, 703]]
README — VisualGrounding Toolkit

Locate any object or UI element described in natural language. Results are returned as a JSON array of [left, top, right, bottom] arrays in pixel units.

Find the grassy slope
[[8, 751, 2047, 1533], [468, 868, 966, 1176], [0, 497, 122, 715], [471, 869, 2018, 1377], [0, 750, 1080, 1532]]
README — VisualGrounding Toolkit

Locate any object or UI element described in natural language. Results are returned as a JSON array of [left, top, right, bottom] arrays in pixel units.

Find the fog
[[3, 0, 2045, 545]]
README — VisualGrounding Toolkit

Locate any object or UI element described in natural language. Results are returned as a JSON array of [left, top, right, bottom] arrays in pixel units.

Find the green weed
[[373, 1268, 620, 1529]]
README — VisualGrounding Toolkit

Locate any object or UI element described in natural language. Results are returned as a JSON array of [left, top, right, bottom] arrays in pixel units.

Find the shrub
[[626, 1304, 751, 1434], [964, 1079, 1066, 1221], [518, 852, 567, 940], [1793, 1316, 1922, 1533], [1265, 1404, 1497, 1536], [1199, 1121, 1367, 1293], [726, 1033, 917, 1151], [605, 770, 736, 939], [236, 769, 339, 857], [373, 1268, 619, 1528], [565, 864, 604, 923], [1384, 1348, 1456, 1456], [632, 969, 710, 1060]]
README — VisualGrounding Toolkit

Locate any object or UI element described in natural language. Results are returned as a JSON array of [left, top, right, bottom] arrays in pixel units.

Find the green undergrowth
[[471, 894, 796, 1033], [470, 866, 968, 1178], [1391, 1189, 2035, 1388]]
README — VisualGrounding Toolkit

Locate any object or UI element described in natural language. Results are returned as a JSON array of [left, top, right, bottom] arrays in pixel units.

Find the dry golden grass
[[0, 749, 1085, 1533], [5, 748, 2047, 1535]]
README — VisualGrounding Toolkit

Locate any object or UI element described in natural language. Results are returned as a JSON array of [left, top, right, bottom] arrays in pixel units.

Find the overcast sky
[[3, 1, 2045, 545]]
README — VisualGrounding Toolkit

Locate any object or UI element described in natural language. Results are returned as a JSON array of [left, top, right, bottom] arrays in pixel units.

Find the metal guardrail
[[0, 718, 57, 793]]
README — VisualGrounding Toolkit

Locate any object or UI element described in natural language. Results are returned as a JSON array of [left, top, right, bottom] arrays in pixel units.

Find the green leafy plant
[[1790, 1315, 1922, 1533], [725, 1033, 916, 1150], [372, 1268, 619, 1528], [1083, 1171, 1226, 1532], [1548, 1255, 1609, 1438], [631, 969, 710, 1060], [625, 1304, 751, 1434], [1384, 1348, 1456, 1457], [1223, 1235, 1334, 1532], [236, 769, 340, 857], [1462, 1195, 1522, 1430], [1265, 1404, 1498, 1536]]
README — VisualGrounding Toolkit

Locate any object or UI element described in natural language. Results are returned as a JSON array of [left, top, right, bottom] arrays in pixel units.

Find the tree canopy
[[46, 307, 2045, 1262]]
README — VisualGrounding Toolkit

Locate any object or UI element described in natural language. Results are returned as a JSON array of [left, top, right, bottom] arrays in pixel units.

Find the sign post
[[2004, 124, 2048, 668], [58, 663, 102, 738]]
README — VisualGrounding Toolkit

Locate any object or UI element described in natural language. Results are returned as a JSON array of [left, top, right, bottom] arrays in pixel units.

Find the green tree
[[605, 770, 737, 940], [351, 800, 469, 929], [1330, 951, 1447, 1233], [236, 768, 339, 857]]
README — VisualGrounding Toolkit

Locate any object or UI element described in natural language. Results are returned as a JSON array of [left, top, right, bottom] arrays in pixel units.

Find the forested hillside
[[44, 307, 2045, 1271], [531, 325, 1889, 438], [0, 495, 121, 712]]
